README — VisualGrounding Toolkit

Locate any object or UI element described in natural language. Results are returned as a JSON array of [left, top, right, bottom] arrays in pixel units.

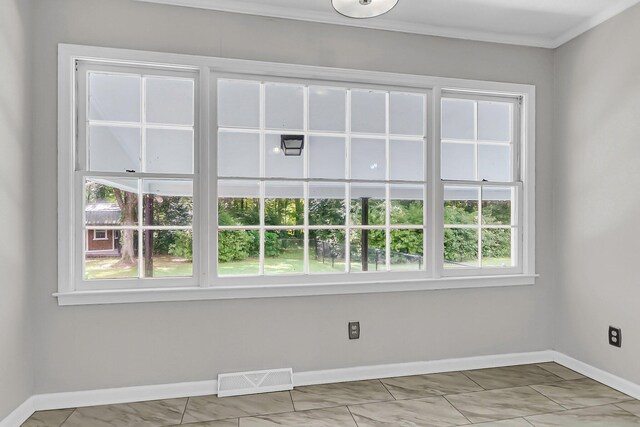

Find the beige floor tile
[[536, 363, 584, 381], [348, 396, 470, 426], [61, 398, 187, 427], [463, 365, 563, 390], [182, 392, 293, 424], [530, 378, 631, 409], [380, 371, 483, 399], [526, 404, 640, 426], [290, 380, 393, 411], [471, 419, 532, 426], [445, 386, 563, 423], [239, 406, 356, 427], [618, 400, 640, 417], [171, 420, 239, 427], [21, 409, 75, 427]]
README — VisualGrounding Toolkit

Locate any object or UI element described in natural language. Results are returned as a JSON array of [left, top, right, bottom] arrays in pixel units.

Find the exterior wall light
[[280, 135, 305, 156]]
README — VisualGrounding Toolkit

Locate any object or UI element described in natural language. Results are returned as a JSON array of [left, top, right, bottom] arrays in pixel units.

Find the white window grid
[[215, 77, 429, 278]]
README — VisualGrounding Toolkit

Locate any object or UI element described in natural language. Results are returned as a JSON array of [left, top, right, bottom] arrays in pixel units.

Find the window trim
[[57, 43, 536, 305], [92, 229, 108, 241]]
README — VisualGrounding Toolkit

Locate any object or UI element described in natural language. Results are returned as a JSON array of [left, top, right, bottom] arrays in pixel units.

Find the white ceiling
[[138, 0, 640, 48]]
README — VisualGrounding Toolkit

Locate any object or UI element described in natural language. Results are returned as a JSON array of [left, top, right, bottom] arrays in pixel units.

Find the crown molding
[[551, 0, 640, 47], [136, 0, 640, 49], [135, 0, 556, 48]]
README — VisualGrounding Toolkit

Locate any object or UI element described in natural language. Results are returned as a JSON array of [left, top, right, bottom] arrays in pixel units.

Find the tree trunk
[[114, 189, 137, 266]]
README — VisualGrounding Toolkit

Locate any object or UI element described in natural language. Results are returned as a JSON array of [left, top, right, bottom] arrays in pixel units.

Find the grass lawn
[[445, 257, 513, 268], [85, 255, 192, 279], [218, 249, 424, 276]]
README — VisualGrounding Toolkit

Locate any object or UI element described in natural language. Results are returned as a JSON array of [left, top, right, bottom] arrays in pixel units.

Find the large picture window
[[57, 45, 535, 304], [216, 79, 427, 278]]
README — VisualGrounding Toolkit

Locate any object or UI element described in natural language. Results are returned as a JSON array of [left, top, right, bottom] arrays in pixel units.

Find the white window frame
[[92, 229, 108, 241], [56, 44, 536, 306]]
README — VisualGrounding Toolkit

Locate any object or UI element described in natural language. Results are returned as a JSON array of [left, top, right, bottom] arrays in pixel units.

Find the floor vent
[[217, 368, 293, 397]]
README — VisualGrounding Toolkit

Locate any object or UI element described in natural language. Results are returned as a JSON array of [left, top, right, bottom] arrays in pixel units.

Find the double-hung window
[[440, 93, 522, 275], [57, 45, 535, 304], [74, 62, 198, 289]]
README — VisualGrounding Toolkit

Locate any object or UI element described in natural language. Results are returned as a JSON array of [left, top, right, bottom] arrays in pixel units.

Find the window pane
[[265, 83, 304, 130], [218, 180, 260, 226], [218, 230, 260, 276], [89, 73, 140, 122], [390, 229, 424, 271], [390, 139, 424, 181], [478, 101, 512, 142], [482, 228, 513, 268], [482, 187, 514, 226], [444, 186, 479, 225], [89, 126, 140, 172], [351, 183, 386, 226], [143, 230, 193, 278], [309, 136, 345, 179], [265, 181, 304, 226], [351, 138, 386, 180], [145, 128, 193, 174], [142, 179, 193, 226], [265, 134, 304, 178], [145, 77, 194, 126], [308, 230, 346, 274], [478, 144, 511, 182], [351, 90, 386, 134], [309, 86, 346, 132], [350, 229, 386, 272], [442, 98, 474, 140], [84, 230, 139, 280], [217, 131, 260, 177], [390, 184, 423, 225], [309, 182, 346, 226], [85, 177, 138, 226], [264, 230, 304, 275], [218, 80, 260, 128], [390, 92, 424, 136], [444, 228, 478, 268], [441, 142, 475, 181]]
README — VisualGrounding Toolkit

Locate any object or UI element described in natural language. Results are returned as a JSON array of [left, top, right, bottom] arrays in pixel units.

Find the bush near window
[[444, 201, 510, 262]]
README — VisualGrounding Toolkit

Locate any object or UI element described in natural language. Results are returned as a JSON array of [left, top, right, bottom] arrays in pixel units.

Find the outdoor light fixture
[[332, 0, 399, 19], [280, 135, 305, 156]]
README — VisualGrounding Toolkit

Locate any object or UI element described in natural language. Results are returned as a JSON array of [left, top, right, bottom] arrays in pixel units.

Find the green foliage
[[390, 230, 423, 255], [444, 228, 478, 262], [218, 230, 254, 262], [444, 200, 511, 262], [264, 231, 283, 257], [168, 231, 193, 261]]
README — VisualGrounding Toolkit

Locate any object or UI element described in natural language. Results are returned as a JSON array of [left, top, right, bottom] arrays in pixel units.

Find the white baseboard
[[3, 350, 640, 427], [0, 397, 34, 427], [32, 379, 218, 412], [294, 350, 555, 386], [552, 353, 640, 400]]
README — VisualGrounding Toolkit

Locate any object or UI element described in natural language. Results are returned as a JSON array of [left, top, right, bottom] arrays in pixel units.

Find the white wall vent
[[217, 368, 293, 397]]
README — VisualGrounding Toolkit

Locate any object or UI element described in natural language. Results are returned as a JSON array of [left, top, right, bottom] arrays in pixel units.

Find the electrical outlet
[[609, 326, 622, 348], [348, 321, 360, 340]]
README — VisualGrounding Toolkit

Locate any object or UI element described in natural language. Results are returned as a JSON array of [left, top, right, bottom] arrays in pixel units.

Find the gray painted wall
[[554, 4, 640, 384], [0, 0, 34, 419], [31, 0, 556, 394]]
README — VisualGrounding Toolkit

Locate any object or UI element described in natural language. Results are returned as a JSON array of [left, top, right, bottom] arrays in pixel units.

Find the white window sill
[[54, 274, 538, 306]]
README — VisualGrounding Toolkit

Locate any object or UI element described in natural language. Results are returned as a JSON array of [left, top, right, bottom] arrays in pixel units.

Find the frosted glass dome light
[[332, 0, 399, 19]]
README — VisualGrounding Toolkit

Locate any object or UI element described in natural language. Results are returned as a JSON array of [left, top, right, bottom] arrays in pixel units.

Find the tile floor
[[22, 363, 640, 426]]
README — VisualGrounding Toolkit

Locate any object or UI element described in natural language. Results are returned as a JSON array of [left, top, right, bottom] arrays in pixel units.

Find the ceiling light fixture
[[332, 0, 399, 19]]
